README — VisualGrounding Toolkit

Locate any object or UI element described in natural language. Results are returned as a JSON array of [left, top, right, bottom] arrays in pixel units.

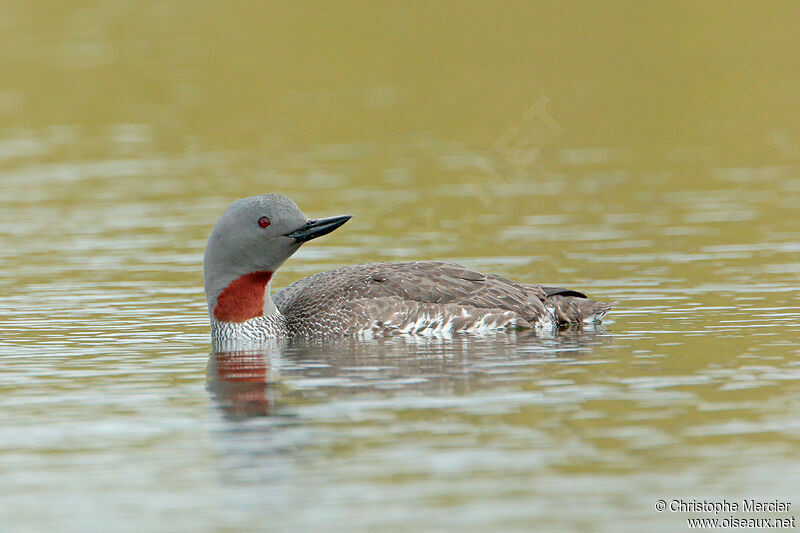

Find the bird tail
[[540, 287, 618, 326]]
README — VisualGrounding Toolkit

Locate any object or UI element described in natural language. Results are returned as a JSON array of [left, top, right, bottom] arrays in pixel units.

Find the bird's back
[[273, 261, 614, 337]]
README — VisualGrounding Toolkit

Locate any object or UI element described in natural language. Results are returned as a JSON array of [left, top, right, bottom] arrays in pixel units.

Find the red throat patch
[[213, 271, 274, 323]]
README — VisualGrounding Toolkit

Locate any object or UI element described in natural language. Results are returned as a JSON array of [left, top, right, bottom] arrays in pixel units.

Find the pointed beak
[[284, 215, 352, 243]]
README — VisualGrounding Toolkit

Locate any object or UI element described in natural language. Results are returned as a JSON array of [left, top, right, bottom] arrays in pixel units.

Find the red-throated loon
[[203, 194, 616, 341]]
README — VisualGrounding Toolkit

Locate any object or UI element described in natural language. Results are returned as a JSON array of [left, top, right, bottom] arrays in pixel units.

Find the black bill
[[284, 215, 352, 243]]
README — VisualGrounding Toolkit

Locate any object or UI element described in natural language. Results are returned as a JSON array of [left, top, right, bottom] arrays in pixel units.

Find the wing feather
[[273, 261, 613, 336]]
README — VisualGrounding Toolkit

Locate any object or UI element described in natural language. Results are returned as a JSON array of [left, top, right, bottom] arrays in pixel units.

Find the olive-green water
[[2, 3, 800, 532]]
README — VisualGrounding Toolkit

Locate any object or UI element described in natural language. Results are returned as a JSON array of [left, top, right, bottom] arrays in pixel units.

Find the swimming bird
[[204, 194, 616, 341]]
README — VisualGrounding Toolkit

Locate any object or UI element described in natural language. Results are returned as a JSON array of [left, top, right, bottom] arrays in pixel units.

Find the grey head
[[203, 193, 351, 313]]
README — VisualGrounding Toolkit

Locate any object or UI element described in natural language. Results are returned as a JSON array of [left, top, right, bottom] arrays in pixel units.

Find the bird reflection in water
[[207, 341, 286, 419], [206, 328, 612, 422]]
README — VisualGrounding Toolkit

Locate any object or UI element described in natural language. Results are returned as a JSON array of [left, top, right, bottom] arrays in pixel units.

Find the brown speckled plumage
[[271, 261, 614, 338]]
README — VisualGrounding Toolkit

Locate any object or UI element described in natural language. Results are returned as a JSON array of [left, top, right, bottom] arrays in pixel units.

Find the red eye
[[258, 216, 271, 228]]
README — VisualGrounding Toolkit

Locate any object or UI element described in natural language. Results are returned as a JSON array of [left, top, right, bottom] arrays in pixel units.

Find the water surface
[[2, 3, 800, 531]]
